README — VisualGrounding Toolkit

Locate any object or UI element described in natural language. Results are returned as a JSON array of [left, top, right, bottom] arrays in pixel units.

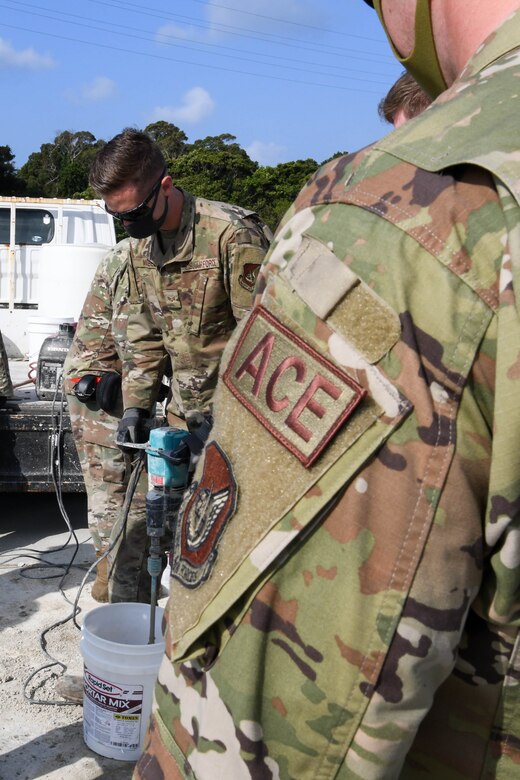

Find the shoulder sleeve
[[254, 151, 368, 304], [63, 247, 124, 387], [477, 298, 520, 626], [222, 213, 273, 320]]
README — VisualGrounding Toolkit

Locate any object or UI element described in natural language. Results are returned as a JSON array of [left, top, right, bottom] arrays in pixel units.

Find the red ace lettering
[[224, 307, 365, 466]]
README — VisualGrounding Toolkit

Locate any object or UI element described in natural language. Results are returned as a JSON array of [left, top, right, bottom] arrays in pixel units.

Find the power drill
[[145, 426, 190, 644]]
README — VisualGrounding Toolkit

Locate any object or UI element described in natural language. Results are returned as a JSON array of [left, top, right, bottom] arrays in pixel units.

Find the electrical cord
[[20, 371, 145, 706], [10, 376, 83, 597], [21, 378, 85, 704], [22, 449, 145, 704], [71, 451, 145, 630]]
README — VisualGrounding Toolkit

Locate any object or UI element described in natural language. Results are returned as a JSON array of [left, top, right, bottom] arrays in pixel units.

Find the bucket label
[[83, 667, 143, 751]]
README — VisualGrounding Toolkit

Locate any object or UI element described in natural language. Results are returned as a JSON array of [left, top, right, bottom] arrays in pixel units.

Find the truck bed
[[0, 360, 84, 492]]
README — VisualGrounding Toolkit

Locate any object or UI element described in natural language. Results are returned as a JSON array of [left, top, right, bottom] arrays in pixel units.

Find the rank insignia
[[171, 441, 237, 589]]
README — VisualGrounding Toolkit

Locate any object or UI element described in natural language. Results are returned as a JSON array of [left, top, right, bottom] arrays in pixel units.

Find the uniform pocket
[[134, 709, 195, 780], [83, 440, 126, 485], [188, 273, 208, 336]]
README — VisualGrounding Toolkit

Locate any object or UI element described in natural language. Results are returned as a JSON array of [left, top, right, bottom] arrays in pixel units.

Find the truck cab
[[0, 197, 116, 492]]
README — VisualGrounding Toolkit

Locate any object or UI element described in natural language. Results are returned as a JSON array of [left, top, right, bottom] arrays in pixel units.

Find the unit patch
[[238, 263, 261, 293], [223, 306, 366, 467], [171, 441, 237, 589]]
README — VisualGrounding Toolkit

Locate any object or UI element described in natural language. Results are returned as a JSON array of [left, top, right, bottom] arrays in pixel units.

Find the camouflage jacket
[[0, 329, 13, 396], [135, 12, 520, 780], [121, 190, 272, 417]]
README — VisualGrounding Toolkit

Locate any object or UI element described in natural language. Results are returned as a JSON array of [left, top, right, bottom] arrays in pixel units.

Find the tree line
[[0, 122, 346, 232]]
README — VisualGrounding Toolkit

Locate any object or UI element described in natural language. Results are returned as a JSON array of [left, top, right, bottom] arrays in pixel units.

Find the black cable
[[21, 366, 149, 705], [71, 451, 145, 629], [21, 379, 84, 704], [23, 450, 145, 705]]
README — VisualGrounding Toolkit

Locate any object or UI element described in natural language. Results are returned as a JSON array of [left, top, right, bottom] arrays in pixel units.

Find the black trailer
[[0, 358, 84, 493]]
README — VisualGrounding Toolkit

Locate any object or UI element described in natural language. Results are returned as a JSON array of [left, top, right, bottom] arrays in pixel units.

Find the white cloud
[[64, 76, 117, 105], [156, 0, 321, 43], [246, 141, 287, 166], [155, 21, 219, 45], [81, 76, 116, 102], [0, 38, 55, 70], [150, 87, 215, 124], [207, 0, 320, 35], [156, 23, 195, 43]]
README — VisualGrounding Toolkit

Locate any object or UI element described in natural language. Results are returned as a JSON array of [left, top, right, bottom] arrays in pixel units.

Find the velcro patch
[[238, 262, 261, 293], [223, 306, 366, 467], [171, 441, 237, 589]]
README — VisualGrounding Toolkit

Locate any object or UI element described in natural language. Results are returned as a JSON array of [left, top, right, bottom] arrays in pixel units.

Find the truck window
[[0, 208, 55, 245]]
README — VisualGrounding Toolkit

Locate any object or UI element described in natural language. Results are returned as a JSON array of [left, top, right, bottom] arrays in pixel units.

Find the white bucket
[[27, 315, 74, 360], [80, 602, 165, 762]]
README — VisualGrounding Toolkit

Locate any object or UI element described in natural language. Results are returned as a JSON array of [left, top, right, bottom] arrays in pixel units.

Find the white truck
[[0, 197, 116, 491]]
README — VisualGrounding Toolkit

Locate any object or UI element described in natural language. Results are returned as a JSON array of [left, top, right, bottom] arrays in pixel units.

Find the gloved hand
[[0, 396, 6, 409], [186, 412, 213, 455], [116, 407, 150, 452], [157, 382, 170, 403], [183, 412, 214, 475]]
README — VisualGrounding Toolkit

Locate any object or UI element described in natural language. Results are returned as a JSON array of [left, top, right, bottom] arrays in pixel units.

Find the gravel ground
[[0, 493, 152, 780]]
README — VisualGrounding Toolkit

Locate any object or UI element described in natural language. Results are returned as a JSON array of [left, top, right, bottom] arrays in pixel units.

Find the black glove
[[186, 412, 213, 455], [96, 372, 122, 413], [116, 408, 149, 452], [0, 396, 6, 409], [157, 382, 170, 403]]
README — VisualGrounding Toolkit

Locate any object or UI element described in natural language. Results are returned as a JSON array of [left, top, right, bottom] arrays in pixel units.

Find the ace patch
[[223, 306, 366, 467], [171, 441, 237, 589]]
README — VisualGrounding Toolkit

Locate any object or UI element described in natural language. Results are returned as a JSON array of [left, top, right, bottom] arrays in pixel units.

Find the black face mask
[[124, 195, 169, 239]]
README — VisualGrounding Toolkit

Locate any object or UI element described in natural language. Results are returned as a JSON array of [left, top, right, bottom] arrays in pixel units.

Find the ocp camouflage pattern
[[0, 329, 13, 397], [134, 11, 520, 780], [63, 248, 153, 600], [122, 191, 272, 418]]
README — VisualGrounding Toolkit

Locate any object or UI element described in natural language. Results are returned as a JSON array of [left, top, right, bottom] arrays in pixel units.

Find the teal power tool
[[145, 426, 190, 644]]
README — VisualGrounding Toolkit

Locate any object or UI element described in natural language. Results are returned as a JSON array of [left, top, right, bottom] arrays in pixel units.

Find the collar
[[149, 188, 195, 266], [458, 7, 520, 79]]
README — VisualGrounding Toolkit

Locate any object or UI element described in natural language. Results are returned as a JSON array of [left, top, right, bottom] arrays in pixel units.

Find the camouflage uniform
[[0, 329, 13, 397], [134, 13, 520, 780], [63, 245, 155, 602], [121, 191, 273, 420]]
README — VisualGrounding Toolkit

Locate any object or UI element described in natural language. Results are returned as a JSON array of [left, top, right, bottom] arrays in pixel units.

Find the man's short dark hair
[[378, 72, 432, 125], [89, 128, 166, 197]]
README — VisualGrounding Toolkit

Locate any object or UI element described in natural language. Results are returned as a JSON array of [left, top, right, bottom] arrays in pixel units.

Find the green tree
[[170, 134, 257, 202], [0, 145, 24, 195], [144, 121, 188, 160], [235, 158, 319, 232], [19, 131, 104, 198]]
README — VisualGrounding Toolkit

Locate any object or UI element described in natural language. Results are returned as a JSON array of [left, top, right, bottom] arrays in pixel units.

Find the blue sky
[[0, 0, 403, 169]]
